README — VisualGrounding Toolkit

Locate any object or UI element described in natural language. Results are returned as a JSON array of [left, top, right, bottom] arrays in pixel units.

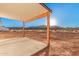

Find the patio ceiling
[[0, 3, 50, 22]]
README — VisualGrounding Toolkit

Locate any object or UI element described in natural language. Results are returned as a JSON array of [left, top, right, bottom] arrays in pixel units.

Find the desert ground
[[0, 30, 79, 56]]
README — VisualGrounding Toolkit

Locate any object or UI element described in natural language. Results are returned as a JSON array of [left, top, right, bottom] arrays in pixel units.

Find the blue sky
[[0, 3, 79, 27], [46, 3, 79, 27]]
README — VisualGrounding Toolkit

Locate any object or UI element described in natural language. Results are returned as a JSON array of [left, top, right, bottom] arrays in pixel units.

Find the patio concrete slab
[[0, 37, 46, 56]]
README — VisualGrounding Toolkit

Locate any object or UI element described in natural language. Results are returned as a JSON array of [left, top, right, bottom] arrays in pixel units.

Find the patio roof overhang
[[0, 3, 51, 56], [0, 3, 51, 22]]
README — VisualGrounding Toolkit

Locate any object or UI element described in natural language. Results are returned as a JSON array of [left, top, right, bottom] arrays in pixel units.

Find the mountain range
[[5, 25, 79, 30]]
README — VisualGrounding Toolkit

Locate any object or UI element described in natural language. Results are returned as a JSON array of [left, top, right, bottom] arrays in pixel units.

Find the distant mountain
[[6, 27, 23, 30], [27, 25, 79, 30], [5, 25, 67, 30], [5, 25, 79, 30], [50, 26, 64, 29], [26, 25, 47, 30], [0, 26, 9, 31], [26, 25, 64, 30]]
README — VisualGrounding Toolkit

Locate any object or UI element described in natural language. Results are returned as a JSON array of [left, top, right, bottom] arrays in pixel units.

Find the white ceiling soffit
[[0, 3, 49, 22]]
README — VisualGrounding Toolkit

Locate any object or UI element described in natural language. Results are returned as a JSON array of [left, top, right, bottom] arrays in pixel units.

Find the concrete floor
[[0, 37, 46, 56]]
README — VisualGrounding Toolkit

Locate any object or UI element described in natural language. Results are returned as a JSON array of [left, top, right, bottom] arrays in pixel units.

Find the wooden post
[[23, 22, 25, 37], [45, 13, 50, 56], [47, 13, 50, 47]]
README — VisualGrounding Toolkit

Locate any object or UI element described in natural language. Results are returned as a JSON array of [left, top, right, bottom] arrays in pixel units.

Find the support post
[[23, 21, 25, 37], [47, 13, 50, 47], [45, 13, 50, 56]]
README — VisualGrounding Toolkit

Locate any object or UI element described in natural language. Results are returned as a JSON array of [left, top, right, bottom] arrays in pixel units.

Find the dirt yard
[[0, 30, 79, 56]]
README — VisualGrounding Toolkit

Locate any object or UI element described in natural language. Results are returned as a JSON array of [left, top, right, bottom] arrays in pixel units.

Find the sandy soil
[[0, 30, 79, 56]]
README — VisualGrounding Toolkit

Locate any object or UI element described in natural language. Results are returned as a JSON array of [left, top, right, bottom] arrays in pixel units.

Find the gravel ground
[[0, 30, 79, 56]]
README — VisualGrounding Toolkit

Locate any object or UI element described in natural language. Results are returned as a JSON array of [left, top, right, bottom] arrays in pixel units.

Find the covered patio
[[0, 3, 51, 56]]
